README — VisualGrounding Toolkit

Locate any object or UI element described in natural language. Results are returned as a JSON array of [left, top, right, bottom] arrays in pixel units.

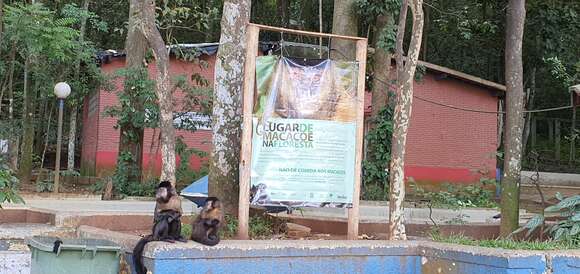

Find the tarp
[[180, 176, 208, 207]]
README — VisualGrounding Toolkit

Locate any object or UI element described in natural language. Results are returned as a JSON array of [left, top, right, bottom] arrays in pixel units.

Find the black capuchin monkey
[[133, 181, 185, 274], [190, 197, 223, 246]]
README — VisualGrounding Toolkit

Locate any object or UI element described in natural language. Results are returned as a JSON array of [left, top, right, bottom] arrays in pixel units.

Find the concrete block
[[551, 252, 580, 274], [0, 251, 31, 274]]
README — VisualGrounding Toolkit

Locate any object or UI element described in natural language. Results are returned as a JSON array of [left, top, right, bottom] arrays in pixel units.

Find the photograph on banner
[[250, 55, 360, 209]]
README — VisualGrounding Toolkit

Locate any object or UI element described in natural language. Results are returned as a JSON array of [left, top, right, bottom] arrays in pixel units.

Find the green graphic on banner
[[250, 118, 356, 204]]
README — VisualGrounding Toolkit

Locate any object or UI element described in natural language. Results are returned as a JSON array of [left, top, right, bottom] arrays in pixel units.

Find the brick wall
[[82, 55, 215, 177], [83, 55, 499, 184], [405, 73, 498, 184]]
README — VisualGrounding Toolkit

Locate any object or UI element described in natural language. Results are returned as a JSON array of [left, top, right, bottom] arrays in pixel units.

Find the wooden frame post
[[237, 24, 260, 240], [237, 23, 367, 240], [347, 39, 368, 240]]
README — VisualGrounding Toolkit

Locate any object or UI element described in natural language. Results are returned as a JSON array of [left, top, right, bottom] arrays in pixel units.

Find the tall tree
[[209, 0, 251, 216], [500, 0, 526, 236], [371, 13, 394, 119], [67, 0, 90, 172], [276, 0, 290, 27], [388, 0, 424, 240], [141, 0, 176, 183], [0, 0, 4, 43], [118, 0, 149, 184], [331, 0, 358, 60], [19, 59, 33, 184]]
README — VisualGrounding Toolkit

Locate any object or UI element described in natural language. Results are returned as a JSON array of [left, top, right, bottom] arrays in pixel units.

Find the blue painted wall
[[152, 256, 422, 274], [134, 241, 580, 274]]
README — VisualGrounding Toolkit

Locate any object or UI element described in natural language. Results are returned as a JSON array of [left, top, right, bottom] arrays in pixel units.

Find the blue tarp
[[180, 176, 208, 207], [180, 175, 290, 213]]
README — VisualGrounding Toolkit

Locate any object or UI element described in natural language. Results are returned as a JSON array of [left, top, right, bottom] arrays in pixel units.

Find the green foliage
[[35, 180, 54, 193], [220, 215, 238, 239], [354, 0, 401, 25], [0, 160, 24, 208], [513, 193, 580, 244], [543, 57, 579, 88], [109, 152, 156, 197], [106, 68, 158, 131], [411, 179, 498, 209], [125, 180, 158, 197], [175, 137, 208, 187], [157, 0, 219, 41], [3, 3, 79, 61], [180, 222, 193, 239], [375, 23, 398, 53], [362, 106, 394, 200], [431, 232, 579, 250], [218, 215, 274, 239], [249, 216, 275, 238]]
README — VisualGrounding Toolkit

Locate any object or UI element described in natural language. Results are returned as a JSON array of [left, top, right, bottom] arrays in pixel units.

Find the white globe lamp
[[54, 82, 71, 99], [53, 81, 71, 194]]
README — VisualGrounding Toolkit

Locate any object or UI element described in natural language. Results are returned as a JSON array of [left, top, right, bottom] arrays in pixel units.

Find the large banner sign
[[250, 55, 359, 208]]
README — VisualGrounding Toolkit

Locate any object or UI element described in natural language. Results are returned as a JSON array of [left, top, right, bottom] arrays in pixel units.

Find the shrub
[[362, 106, 393, 200], [514, 193, 580, 244], [411, 178, 498, 209], [0, 161, 24, 207]]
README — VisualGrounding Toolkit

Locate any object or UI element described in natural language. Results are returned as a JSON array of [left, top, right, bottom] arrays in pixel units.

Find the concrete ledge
[[76, 226, 580, 274], [144, 241, 421, 274], [140, 240, 579, 274], [419, 242, 548, 274], [521, 171, 580, 187], [0, 251, 31, 274], [551, 253, 580, 274]]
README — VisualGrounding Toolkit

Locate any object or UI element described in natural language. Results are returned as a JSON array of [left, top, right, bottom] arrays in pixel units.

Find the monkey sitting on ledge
[[133, 181, 184, 274], [190, 197, 223, 246]]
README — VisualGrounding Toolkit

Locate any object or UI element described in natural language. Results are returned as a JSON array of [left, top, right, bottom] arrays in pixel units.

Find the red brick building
[[81, 44, 505, 184], [81, 45, 217, 177]]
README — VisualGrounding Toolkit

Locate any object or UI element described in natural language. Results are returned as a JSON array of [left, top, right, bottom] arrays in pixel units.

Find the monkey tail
[[132, 235, 153, 274], [193, 235, 220, 246]]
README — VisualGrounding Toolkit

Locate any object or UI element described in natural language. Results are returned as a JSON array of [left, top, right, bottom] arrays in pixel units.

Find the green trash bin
[[27, 236, 121, 274]]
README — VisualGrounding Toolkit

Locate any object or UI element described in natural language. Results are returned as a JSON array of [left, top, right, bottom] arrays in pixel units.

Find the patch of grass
[[180, 214, 276, 240], [431, 232, 580, 250], [249, 216, 274, 239], [411, 178, 498, 209], [218, 214, 274, 239], [181, 223, 192, 239]]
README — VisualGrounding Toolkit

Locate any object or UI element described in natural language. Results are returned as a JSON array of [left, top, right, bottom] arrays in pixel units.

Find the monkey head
[[155, 181, 176, 204], [201, 197, 223, 227]]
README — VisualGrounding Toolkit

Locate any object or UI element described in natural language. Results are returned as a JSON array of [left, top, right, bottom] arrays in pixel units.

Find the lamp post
[[53, 82, 71, 193]]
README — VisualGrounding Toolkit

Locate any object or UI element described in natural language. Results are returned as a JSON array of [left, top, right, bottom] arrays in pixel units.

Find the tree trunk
[[276, 0, 289, 27], [41, 102, 54, 170], [330, 0, 358, 60], [0, 0, 4, 45], [142, 0, 176, 184], [7, 44, 17, 169], [388, 0, 424, 241], [571, 102, 577, 166], [555, 119, 561, 162], [370, 14, 393, 120], [67, 110, 77, 171], [421, 4, 429, 61], [522, 67, 535, 155], [119, 0, 149, 184], [67, 0, 90, 172], [0, 43, 15, 120], [209, 0, 251, 216], [500, 0, 526, 237], [19, 59, 34, 184]]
